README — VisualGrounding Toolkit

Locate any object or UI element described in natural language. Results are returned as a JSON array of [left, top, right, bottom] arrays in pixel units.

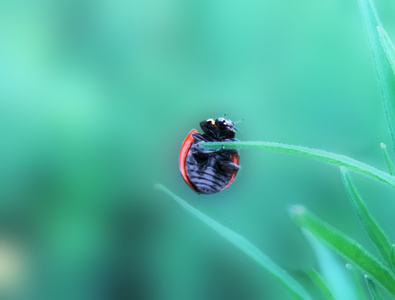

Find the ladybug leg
[[218, 160, 240, 172], [191, 132, 206, 141], [193, 133, 218, 153], [228, 149, 238, 155], [194, 147, 217, 155]]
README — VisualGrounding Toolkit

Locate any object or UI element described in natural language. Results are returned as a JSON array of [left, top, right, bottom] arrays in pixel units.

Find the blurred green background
[[1, 0, 395, 299]]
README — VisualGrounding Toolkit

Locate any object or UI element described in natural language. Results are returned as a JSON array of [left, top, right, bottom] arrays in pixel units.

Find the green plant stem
[[304, 231, 357, 299], [378, 26, 395, 77], [358, 0, 395, 154], [305, 269, 335, 300], [380, 143, 395, 175], [341, 168, 395, 273], [391, 245, 395, 272], [199, 141, 395, 188], [365, 275, 383, 300], [289, 205, 395, 296], [346, 264, 369, 300], [155, 184, 312, 300]]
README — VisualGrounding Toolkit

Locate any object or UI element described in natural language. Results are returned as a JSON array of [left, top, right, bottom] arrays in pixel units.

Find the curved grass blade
[[358, 0, 395, 153], [380, 143, 395, 175], [155, 184, 312, 300], [365, 275, 383, 300], [303, 230, 357, 300], [346, 264, 369, 300], [391, 245, 395, 271], [199, 141, 395, 188], [341, 168, 395, 272], [289, 205, 395, 296], [305, 269, 335, 300], [378, 26, 395, 77]]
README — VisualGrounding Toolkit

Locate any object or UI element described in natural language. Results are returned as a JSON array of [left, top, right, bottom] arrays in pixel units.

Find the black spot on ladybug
[[179, 118, 240, 194]]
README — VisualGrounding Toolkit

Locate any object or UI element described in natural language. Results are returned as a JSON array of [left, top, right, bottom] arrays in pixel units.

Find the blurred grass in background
[[1, 0, 395, 299]]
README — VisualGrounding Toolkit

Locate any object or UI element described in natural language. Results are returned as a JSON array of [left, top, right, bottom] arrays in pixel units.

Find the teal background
[[1, 0, 395, 299]]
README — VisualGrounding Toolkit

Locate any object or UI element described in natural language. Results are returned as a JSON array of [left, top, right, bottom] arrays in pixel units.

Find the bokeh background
[[2, 0, 395, 299]]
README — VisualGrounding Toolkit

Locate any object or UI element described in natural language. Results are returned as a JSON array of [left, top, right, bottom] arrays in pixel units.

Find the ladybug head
[[200, 117, 235, 140]]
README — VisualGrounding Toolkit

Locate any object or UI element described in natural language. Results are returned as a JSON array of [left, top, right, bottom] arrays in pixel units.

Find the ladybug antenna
[[233, 118, 245, 124], [233, 118, 244, 132]]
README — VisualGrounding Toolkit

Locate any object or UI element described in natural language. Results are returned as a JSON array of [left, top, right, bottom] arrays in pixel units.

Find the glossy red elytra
[[179, 117, 240, 194]]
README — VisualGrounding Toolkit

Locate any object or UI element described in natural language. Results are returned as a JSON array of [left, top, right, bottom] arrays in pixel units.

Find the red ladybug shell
[[179, 118, 240, 194], [179, 130, 199, 189]]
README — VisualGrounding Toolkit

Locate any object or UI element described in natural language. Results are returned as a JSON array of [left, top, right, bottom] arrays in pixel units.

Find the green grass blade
[[305, 269, 336, 300], [289, 205, 395, 296], [391, 245, 395, 270], [346, 264, 369, 300], [199, 141, 395, 188], [378, 26, 395, 77], [303, 230, 357, 300], [365, 275, 383, 300], [155, 184, 312, 300], [380, 143, 395, 175], [358, 0, 395, 153], [341, 168, 395, 272]]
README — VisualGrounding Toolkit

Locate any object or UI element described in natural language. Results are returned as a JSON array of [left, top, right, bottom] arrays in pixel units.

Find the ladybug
[[179, 117, 240, 194]]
